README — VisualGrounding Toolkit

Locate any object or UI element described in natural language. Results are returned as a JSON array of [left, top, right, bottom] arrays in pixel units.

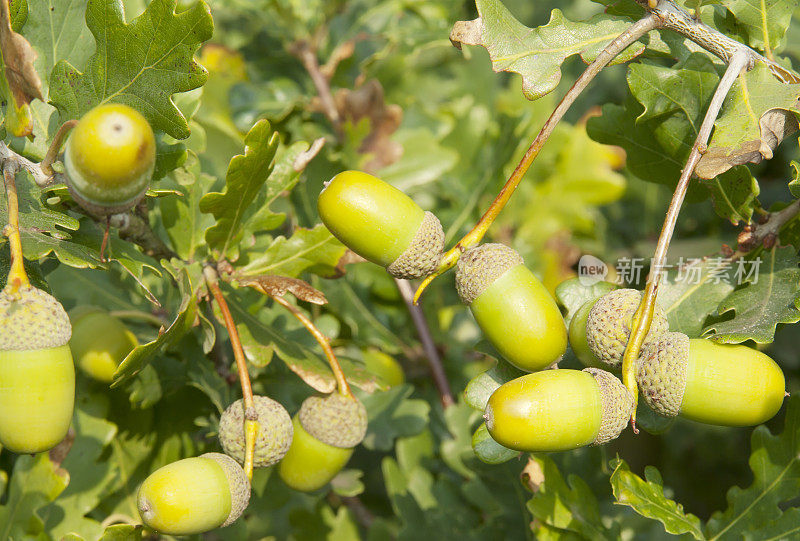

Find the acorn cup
[[137, 452, 251, 535], [585, 288, 669, 369], [69, 307, 138, 383], [218, 395, 294, 468], [317, 170, 445, 279], [637, 332, 786, 426], [455, 243, 567, 372], [484, 368, 633, 452], [278, 393, 368, 492], [64, 103, 156, 215], [0, 285, 75, 454]]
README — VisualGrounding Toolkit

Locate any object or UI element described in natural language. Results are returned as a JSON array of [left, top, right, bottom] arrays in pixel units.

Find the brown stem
[[621, 48, 751, 426], [40, 119, 78, 176], [108, 212, 177, 260], [270, 293, 352, 397], [2, 162, 28, 290], [204, 265, 258, 479], [395, 278, 454, 408], [412, 14, 663, 303], [736, 198, 800, 256], [292, 41, 343, 137]]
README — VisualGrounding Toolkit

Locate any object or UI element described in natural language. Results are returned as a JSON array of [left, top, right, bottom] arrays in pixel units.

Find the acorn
[[485, 368, 633, 452], [585, 289, 669, 369], [0, 285, 75, 453], [278, 393, 368, 492], [69, 307, 138, 383], [362, 348, 405, 387], [218, 395, 293, 468], [137, 452, 250, 535], [637, 332, 785, 426], [64, 103, 155, 215], [568, 297, 604, 368], [317, 170, 444, 279], [455, 243, 567, 372]]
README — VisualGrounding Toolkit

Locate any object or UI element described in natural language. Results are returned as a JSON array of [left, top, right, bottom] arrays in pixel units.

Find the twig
[[395, 278, 454, 409], [269, 293, 352, 397], [292, 40, 343, 137], [736, 198, 800, 255], [621, 48, 752, 428], [340, 495, 374, 529], [412, 14, 663, 303], [0, 141, 55, 187], [204, 266, 259, 480], [2, 161, 28, 290], [40, 119, 78, 176], [108, 212, 177, 260]]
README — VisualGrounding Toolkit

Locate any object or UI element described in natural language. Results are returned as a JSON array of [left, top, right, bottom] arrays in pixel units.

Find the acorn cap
[[636, 331, 689, 418], [387, 211, 445, 279], [455, 243, 524, 305], [218, 395, 294, 468], [201, 452, 251, 527], [585, 289, 669, 369], [0, 285, 71, 351], [298, 393, 368, 449], [584, 368, 634, 445]]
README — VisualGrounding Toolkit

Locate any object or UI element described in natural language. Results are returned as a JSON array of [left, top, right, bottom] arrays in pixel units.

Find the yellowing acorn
[[279, 393, 368, 492], [456, 244, 567, 372], [69, 307, 137, 382], [637, 332, 786, 426], [485, 368, 633, 452], [362, 348, 405, 387], [218, 395, 293, 467], [585, 289, 669, 369], [0, 285, 75, 453], [137, 452, 250, 535], [317, 171, 444, 279], [64, 103, 155, 215]]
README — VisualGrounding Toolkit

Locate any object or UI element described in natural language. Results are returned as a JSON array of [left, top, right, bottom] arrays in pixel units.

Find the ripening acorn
[[0, 285, 75, 453], [218, 395, 293, 468], [279, 393, 368, 492], [456, 243, 567, 372], [362, 349, 405, 387], [317, 170, 445, 279], [69, 307, 137, 383], [64, 103, 156, 215], [586, 289, 669, 369], [637, 332, 786, 426], [485, 368, 633, 452], [137, 452, 250, 535]]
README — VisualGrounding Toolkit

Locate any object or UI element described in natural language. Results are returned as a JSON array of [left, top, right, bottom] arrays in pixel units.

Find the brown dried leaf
[[521, 456, 545, 493], [237, 274, 328, 305], [333, 79, 403, 172], [0, 0, 43, 106], [449, 18, 483, 49]]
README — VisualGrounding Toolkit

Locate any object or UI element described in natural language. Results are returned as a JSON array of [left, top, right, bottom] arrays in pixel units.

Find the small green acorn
[[317, 170, 444, 279], [485, 368, 633, 452], [278, 393, 368, 492], [218, 395, 293, 468], [137, 452, 250, 535], [568, 297, 604, 368], [585, 289, 669, 369], [455, 243, 567, 372], [0, 285, 75, 454], [69, 307, 138, 382], [64, 103, 156, 215], [362, 348, 405, 387], [637, 332, 786, 426]]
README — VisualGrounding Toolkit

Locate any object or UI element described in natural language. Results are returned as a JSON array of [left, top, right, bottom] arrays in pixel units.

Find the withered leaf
[[237, 274, 328, 305], [0, 0, 42, 106]]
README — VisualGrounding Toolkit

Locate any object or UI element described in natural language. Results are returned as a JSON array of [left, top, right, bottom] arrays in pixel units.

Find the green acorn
[[317, 170, 444, 279], [218, 395, 293, 468], [137, 452, 251, 535], [69, 307, 138, 382], [637, 332, 786, 426], [585, 289, 669, 369], [568, 297, 604, 368], [485, 368, 633, 452], [455, 243, 567, 372], [0, 285, 75, 453], [278, 393, 368, 492]]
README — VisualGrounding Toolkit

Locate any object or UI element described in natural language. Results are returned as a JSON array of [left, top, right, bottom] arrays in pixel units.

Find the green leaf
[[696, 64, 800, 179], [199, 119, 279, 260], [703, 246, 800, 343], [49, 0, 213, 139], [361, 385, 430, 451], [719, 0, 798, 52], [471, 423, 518, 465], [0, 454, 70, 540], [451, 2, 644, 101], [704, 165, 760, 225], [237, 225, 347, 278], [706, 394, 800, 539], [610, 459, 704, 539], [100, 525, 143, 540], [463, 361, 525, 411], [555, 277, 616, 326]]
